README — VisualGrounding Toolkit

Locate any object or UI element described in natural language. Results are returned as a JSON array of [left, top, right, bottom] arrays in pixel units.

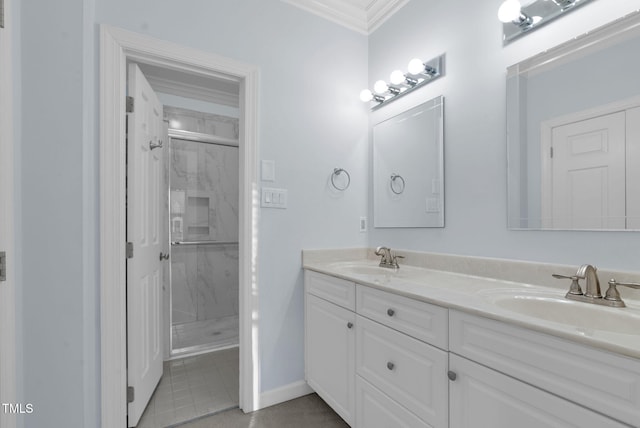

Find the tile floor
[[136, 347, 239, 428], [173, 393, 349, 428], [172, 315, 239, 354]]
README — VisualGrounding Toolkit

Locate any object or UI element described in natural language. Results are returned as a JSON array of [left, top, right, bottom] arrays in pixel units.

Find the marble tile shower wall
[[169, 131, 239, 326]]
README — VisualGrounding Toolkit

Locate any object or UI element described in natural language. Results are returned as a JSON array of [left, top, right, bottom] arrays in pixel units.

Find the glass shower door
[[169, 137, 239, 356]]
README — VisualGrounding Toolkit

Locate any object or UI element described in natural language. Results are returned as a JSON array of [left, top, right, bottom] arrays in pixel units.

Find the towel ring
[[331, 168, 351, 191], [390, 173, 405, 195]]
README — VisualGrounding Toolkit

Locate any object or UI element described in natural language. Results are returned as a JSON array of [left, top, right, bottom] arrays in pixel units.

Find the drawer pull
[[387, 308, 395, 317], [347, 322, 354, 329], [448, 371, 457, 381], [387, 362, 395, 371]]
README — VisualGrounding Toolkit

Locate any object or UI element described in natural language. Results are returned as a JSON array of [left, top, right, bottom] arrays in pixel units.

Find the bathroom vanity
[[303, 249, 640, 428]]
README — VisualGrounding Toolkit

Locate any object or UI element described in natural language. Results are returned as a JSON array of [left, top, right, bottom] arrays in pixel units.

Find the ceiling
[[136, 62, 240, 108], [281, 0, 410, 34]]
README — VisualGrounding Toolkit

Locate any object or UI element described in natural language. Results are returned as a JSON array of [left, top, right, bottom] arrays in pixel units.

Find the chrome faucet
[[552, 264, 640, 308], [374, 246, 404, 269], [576, 264, 601, 298]]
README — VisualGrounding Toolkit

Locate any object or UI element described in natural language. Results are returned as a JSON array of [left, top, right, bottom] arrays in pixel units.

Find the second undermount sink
[[327, 261, 400, 276], [480, 289, 640, 334]]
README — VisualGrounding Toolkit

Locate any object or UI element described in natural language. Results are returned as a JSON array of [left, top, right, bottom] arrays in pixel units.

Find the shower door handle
[[159, 252, 170, 261]]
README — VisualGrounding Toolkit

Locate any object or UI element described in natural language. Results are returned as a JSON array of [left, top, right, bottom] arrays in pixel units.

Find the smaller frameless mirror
[[373, 96, 444, 228]]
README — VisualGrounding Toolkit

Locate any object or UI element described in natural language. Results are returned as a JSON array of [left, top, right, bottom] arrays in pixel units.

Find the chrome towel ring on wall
[[390, 173, 405, 195], [331, 168, 351, 191]]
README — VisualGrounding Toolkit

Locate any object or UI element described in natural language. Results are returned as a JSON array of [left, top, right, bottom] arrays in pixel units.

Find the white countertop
[[303, 252, 640, 360]]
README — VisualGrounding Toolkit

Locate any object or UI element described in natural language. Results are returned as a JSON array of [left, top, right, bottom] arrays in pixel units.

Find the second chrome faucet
[[553, 264, 640, 308]]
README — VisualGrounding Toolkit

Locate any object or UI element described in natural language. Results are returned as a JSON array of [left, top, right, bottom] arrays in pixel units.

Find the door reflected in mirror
[[373, 96, 444, 228], [507, 11, 640, 230]]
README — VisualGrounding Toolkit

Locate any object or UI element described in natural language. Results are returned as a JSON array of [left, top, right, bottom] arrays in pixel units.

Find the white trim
[[280, 0, 408, 35], [145, 74, 239, 108], [259, 381, 314, 410], [0, 0, 17, 426], [100, 25, 260, 428]]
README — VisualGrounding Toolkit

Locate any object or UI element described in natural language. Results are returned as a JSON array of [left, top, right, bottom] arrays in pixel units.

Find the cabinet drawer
[[356, 376, 430, 428], [356, 315, 448, 427], [450, 310, 640, 427], [357, 285, 448, 349], [305, 270, 355, 310]]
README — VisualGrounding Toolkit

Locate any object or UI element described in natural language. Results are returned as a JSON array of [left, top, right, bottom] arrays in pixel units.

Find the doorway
[[100, 25, 260, 428], [540, 96, 640, 229]]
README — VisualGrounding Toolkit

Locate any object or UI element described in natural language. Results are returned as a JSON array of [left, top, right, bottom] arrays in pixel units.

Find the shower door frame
[[167, 131, 241, 357], [99, 25, 260, 428]]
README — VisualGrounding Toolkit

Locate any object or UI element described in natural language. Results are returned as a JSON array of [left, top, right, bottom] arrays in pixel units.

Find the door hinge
[[126, 242, 134, 259], [550, 146, 554, 158], [0, 251, 6, 282], [126, 96, 134, 113], [127, 386, 135, 403], [0, 0, 5, 29]]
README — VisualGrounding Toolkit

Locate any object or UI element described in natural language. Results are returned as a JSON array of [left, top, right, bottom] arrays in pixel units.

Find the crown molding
[[282, 0, 409, 35]]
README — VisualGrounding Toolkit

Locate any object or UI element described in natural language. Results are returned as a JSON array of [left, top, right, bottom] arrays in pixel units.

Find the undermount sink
[[481, 289, 640, 334], [327, 262, 399, 276]]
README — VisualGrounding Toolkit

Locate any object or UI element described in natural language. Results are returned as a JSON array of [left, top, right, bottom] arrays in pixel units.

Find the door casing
[[0, 0, 17, 426], [99, 25, 260, 427]]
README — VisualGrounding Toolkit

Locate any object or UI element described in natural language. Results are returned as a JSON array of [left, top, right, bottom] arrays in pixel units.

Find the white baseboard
[[258, 380, 314, 410]]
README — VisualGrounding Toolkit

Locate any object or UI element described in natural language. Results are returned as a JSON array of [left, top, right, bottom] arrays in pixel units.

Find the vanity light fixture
[[499, 0, 593, 44], [497, 0, 534, 28], [361, 53, 445, 110]]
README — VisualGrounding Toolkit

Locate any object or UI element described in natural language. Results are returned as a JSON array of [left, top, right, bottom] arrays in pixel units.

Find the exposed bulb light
[[389, 70, 406, 85], [498, 0, 522, 23], [373, 80, 388, 94], [407, 58, 425, 75], [359, 89, 373, 102]]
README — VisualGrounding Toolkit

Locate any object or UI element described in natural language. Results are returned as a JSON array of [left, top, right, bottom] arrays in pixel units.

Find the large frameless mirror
[[373, 96, 444, 228], [507, 11, 640, 230]]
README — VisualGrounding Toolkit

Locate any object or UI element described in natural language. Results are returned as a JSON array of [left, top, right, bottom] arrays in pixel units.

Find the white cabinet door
[[306, 293, 355, 426], [449, 354, 628, 428]]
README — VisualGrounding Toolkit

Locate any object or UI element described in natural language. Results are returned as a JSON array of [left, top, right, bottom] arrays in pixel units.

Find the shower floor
[[172, 315, 239, 356]]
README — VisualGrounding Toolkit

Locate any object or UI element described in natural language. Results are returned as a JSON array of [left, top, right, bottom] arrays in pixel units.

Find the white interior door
[[0, 0, 17, 426], [548, 111, 626, 229], [127, 63, 165, 427]]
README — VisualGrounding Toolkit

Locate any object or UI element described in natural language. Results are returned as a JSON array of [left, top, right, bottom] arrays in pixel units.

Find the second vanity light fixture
[[498, 0, 594, 43], [360, 54, 445, 110]]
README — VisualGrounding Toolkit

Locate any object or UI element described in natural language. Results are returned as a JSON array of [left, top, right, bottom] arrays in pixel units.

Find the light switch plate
[[261, 187, 287, 209], [261, 160, 275, 182]]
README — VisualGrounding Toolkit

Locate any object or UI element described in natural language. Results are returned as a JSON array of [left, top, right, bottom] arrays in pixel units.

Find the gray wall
[[368, 0, 640, 271], [14, 0, 640, 427], [17, 1, 367, 427]]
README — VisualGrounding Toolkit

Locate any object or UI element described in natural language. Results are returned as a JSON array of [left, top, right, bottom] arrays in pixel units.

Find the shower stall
[[165, 107, 239, 357]]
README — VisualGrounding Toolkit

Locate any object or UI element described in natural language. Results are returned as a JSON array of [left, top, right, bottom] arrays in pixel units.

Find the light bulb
[[407, 58, 425, 75], [498, 0, 522, 23], [359, 89, 373, 102], [389, 70, 406, 85], [373, 80, 388, 94]]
